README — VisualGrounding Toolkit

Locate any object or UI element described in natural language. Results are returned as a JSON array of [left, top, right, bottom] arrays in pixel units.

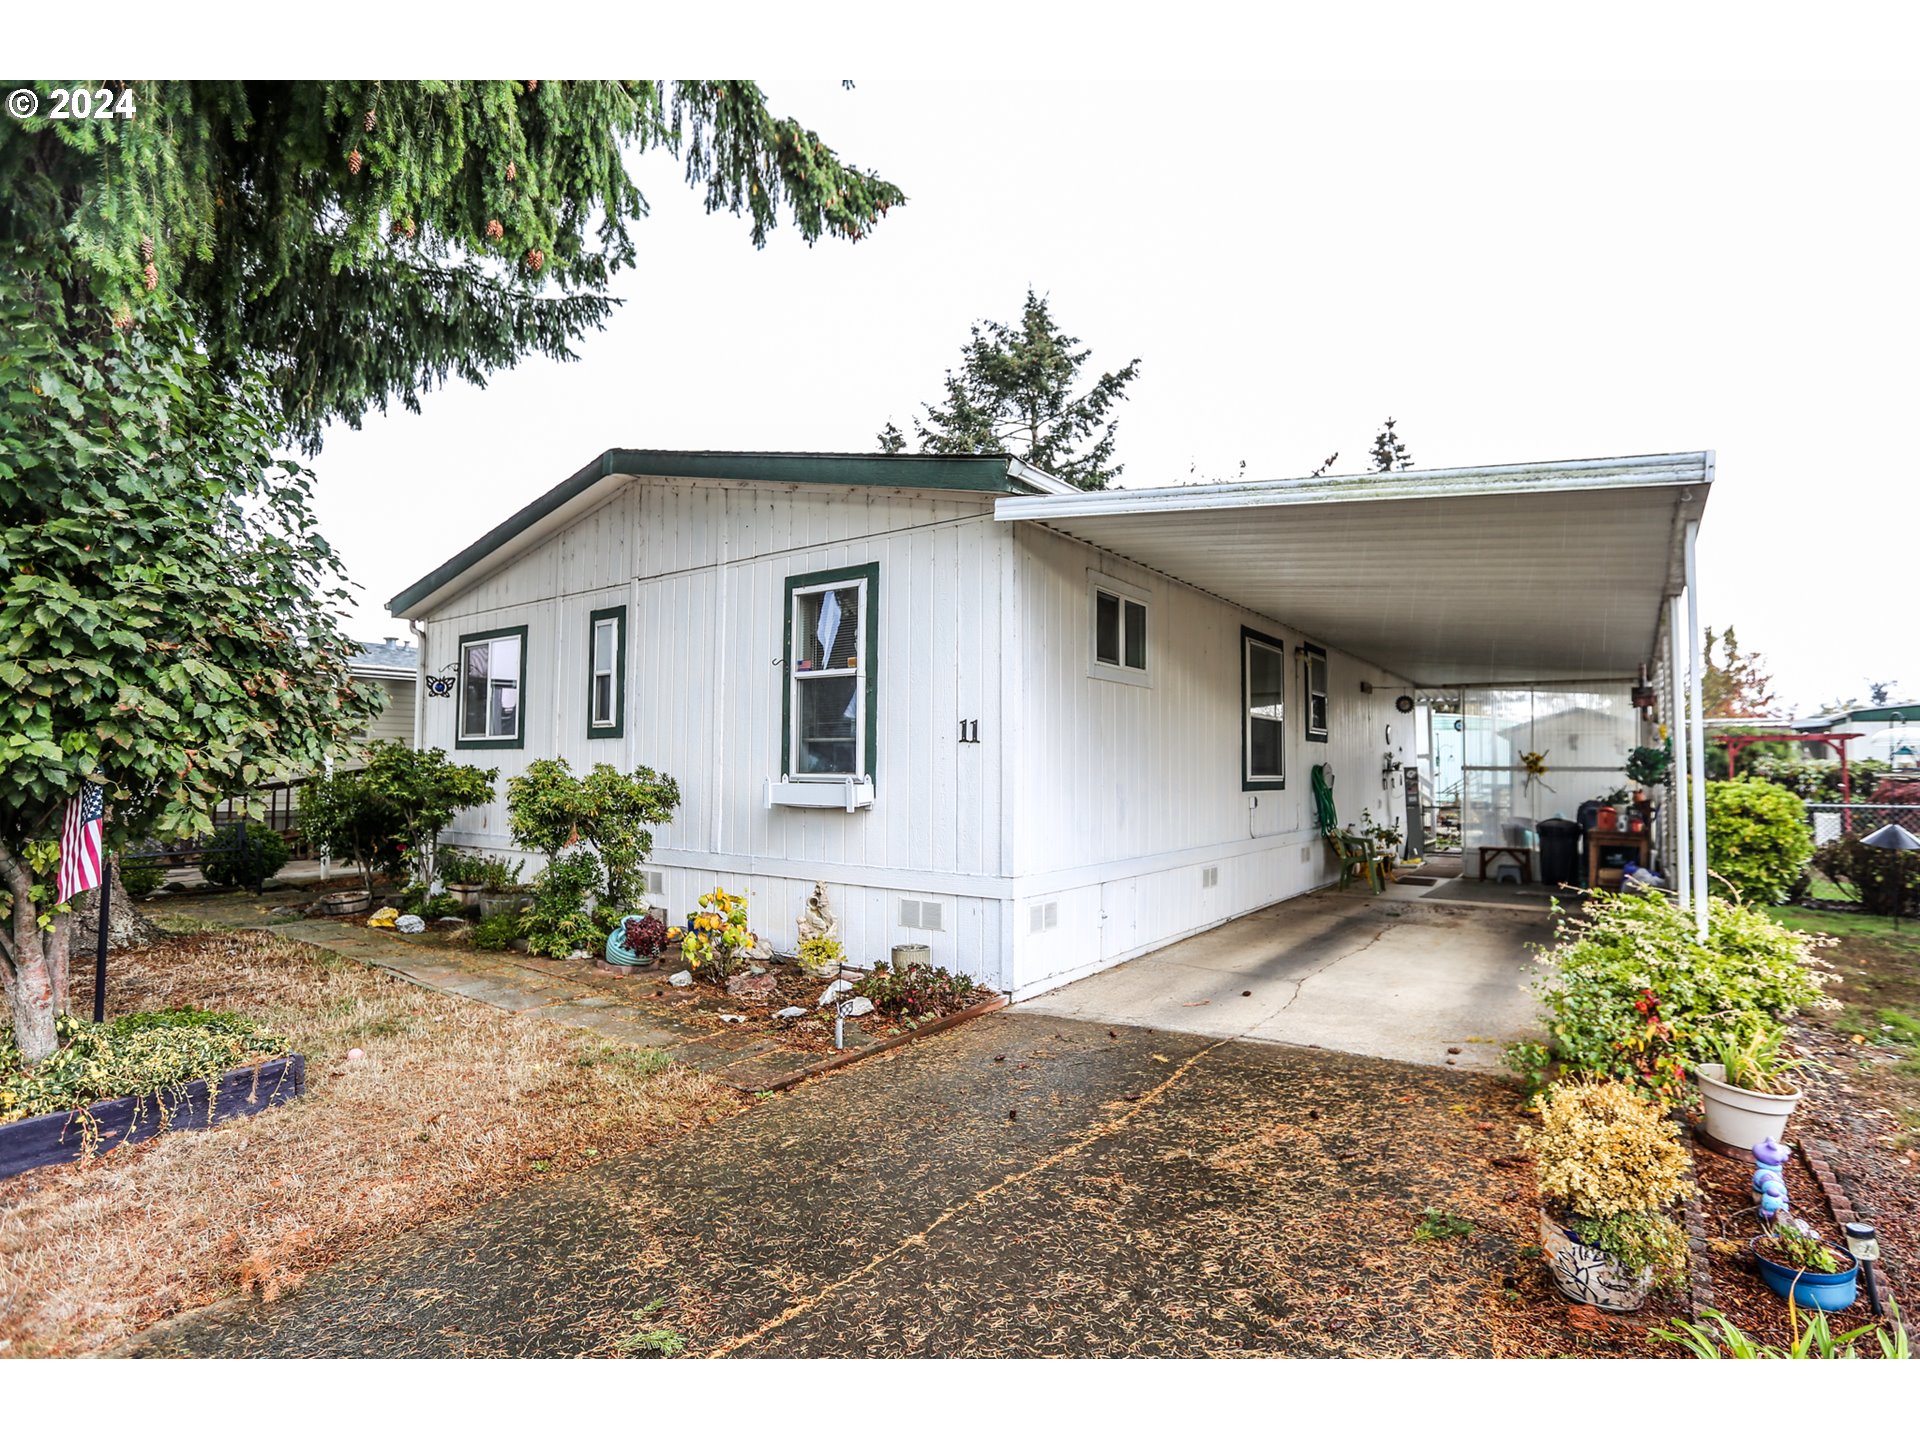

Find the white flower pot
[[1538, 1209, 1653, 1313], [1695, 1062, 1801, 1150]]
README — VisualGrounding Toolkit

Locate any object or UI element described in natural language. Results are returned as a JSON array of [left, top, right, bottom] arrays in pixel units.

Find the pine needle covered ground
[[0, 930, 740, 1356]]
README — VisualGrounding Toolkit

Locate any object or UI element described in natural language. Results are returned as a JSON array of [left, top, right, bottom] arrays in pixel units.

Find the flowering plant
[[1758, 1214, 1845, 1275], [680, 888, 757, 980]]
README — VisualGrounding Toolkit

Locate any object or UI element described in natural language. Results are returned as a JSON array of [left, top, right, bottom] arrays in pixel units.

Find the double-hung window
[[1242, 626, 1286, 789], [1303, 643, 1329, 742], [457, 625, 527, 749], [783, 564, 877, 781], [1089, 573, 1149, 685], [587, 605, 626, 739]]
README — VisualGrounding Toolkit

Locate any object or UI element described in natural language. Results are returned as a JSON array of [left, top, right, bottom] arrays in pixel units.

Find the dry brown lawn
[[0, 929, 742, 1357]]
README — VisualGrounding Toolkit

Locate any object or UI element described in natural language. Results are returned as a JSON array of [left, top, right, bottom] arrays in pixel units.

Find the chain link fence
[[1805, 803, 1920, 846]]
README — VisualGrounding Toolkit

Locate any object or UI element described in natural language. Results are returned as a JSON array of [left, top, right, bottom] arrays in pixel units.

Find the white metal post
[[1667, 595, 1691, 907], [1684, 521, 1709, 938]]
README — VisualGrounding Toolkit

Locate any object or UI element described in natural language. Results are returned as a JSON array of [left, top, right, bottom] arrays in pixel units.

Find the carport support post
[[1684, 521, 1709, 939], [1667, 595, 1692, 908]]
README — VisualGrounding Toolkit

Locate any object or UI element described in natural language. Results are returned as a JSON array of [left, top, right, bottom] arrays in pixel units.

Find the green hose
[[1311, 763, 1338, 834]]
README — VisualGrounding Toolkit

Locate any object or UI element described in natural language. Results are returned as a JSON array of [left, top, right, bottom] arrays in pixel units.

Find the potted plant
[[438, 847, 487, 907], [604, 912, 669, 970], [1752, 1213, 1860, 1312], [1518, 1080, 1693, 1312], [1694, 1021, 1815, 1150]]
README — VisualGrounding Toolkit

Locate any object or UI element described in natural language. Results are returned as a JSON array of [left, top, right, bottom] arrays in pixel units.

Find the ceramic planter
[[1751, 1238, 1859, 1311], [1695, 1061, 1801, 1150], [1538, 1208, 1654, 1313]]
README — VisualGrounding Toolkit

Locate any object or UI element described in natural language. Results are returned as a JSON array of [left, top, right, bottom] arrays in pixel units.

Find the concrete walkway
[[1018, 892, 1550, 1072], [127, 1011, 1608, 1359]]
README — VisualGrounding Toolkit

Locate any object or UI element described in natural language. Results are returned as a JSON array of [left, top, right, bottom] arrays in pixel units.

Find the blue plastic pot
[[1751, 1239, 1859, 1311]]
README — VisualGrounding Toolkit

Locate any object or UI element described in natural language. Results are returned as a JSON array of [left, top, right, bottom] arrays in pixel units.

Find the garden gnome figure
[[796, 882, 841, 977]]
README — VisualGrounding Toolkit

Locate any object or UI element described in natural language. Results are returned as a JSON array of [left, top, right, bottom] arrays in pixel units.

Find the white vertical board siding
[[1006, 524, 1413, 998], [414, 477, 1016, 988]]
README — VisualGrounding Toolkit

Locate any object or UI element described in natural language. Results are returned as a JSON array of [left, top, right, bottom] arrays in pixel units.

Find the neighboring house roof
[[389, 448, 1073, 619], [1793, 704, 1917, 731], [351, 638, 419, 676]]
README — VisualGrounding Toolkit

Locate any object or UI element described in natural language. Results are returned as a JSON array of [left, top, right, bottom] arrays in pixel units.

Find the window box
[[764, 777, 876, 811]]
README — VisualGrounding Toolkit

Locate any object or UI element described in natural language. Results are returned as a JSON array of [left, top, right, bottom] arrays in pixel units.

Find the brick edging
[[1799, 1137, 1899, 1314], [1678, 1128, 1718, 1321]]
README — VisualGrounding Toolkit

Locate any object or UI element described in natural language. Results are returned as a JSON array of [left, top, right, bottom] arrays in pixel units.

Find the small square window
[[1089, 577, 1149, 684]]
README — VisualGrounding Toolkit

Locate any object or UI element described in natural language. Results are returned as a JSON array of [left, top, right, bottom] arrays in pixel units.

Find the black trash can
[[1538, 818, 1582, 888]]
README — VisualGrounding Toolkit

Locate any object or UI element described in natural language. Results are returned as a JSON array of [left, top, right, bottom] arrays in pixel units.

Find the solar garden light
[[1861, 823, 1919, 932], [1843, 1222, 1884, 1318]]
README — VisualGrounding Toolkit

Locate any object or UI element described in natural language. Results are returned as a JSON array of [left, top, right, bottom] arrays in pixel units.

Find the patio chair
[[1312, 764, 1388, 894]]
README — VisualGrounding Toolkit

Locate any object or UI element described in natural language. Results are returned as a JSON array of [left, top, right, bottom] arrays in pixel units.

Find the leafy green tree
[[506, 759, 681, 920], [901, 289, 1140, 490], [0, 262, 381, 1064], [2, 80, 905, 448], [298, 742, 497, 895]]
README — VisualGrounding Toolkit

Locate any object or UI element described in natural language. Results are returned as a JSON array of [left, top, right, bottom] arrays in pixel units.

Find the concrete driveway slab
[[1019, 892, 1549, 1072]]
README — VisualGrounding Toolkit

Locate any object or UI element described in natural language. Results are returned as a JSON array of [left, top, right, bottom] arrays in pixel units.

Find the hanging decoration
[[1520, 749, 1555, 796], [423, 663, 459, 699]]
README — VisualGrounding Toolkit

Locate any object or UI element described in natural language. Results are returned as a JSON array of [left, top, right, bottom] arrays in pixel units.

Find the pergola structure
[[1716, 731, 1865, 807]]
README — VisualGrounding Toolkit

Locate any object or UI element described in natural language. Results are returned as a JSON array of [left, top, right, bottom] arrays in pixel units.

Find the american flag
[[57, 781, 105, 904]]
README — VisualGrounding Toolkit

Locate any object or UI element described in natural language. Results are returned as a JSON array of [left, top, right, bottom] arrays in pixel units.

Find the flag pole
[[93, 853, 111, 1024]]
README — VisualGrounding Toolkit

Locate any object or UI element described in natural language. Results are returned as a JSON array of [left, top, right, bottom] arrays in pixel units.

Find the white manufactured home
[[389, 449, 1717, 998]]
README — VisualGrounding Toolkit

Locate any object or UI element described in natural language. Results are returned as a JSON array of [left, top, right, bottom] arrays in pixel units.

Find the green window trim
[[455, 623, 529, 750], [1303, 642, 1329, 744], [1241, 625, 1287, 791], [587, 605, 627, 740], [781, 562, 879, 786]]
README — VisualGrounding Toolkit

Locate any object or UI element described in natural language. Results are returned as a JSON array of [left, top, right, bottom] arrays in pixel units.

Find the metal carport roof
[[994, 452, 1714, 688]]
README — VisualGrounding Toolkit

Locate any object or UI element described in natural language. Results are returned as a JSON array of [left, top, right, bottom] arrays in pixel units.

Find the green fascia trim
[[587, 605, 626, 740], [1241, 625, 1287, 791], [1302, 642, 1329, 744], [454, 624, 529, 751], [390, 449, 1035, 617], [782, 562, 880, 788]]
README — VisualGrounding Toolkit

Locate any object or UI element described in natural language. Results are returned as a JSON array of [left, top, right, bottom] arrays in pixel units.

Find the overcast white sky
[[285, 12, 1915, 717]]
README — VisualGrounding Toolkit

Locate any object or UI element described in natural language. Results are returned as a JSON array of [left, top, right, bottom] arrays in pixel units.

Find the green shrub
[[505, 758, 679, 915], [199, 822, 291, 890], [1815, 834, 1920, 917], [1705, 778, 1814, 903], [1520, 887, 1833, 1100], [855, 956, 981, 1018], [301, 743, 498, 894], [117, 854, 167, 897], [470, 910, 523, 951], [522, 848, 605, 958], [437, 847, 524, 890]]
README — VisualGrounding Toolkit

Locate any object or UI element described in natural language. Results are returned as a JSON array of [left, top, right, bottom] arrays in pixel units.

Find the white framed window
[[587, 606, 625, 739], [1087, 571, 1150, 686], [784, 564, 877, 781], [457, 626, 526, 749], [1304, 643, 1329, 743], [1242, 626, 1286, 789]]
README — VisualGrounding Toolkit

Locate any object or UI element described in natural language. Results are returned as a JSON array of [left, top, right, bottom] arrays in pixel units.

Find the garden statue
[[796, 883, 843, 977]]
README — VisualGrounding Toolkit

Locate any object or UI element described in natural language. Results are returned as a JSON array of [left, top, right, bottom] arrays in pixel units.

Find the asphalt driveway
[[126, 1010, 1630, 1359]]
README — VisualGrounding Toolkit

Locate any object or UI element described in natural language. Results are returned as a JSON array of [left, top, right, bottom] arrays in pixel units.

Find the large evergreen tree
[[2, 80, 904, 447], [889, 289, 1140, 491]]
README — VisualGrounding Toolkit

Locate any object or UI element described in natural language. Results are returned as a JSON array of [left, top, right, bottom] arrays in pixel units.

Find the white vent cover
[[899, 898, 945, 932], [1028, 900, 1059, 934], [1202, 866, 1219, 889]]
